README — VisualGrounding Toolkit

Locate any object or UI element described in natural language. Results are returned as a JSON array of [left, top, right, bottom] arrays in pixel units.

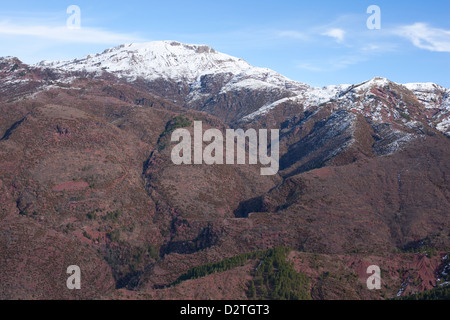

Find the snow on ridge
[[303, 84, 352, 104], [36, 41, 316, 97], [218, 66, 307, 94], [37, 40, 253, 82], [240, 85, 345, 121], [238, 76, 450, 123], [0, 56, 18, 63], [436, 118, 450, 134], [403, 82, 450, 110], [240, 83, 353, 121], [241, 97, 295, 121], [352, 77, 391, 92], [403, 82, 446, 91]]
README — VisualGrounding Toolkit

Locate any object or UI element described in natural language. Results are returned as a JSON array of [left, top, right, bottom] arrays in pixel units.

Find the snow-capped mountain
[[403, 82, 450, 134], [15, 40, 450, 135], [404, 82, 450, 109], [37, 41, 306, 93], [48, 39, 446, 160], [36, 41, 311, 123], [241, 77, 450, 136], [38, 41, 251, 82]]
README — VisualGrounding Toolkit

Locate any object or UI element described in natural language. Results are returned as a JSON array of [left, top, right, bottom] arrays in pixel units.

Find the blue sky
[[0, 0, 449, 87]]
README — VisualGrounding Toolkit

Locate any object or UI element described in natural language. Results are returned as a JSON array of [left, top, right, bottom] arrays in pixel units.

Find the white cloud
[[395, 23, 450, 52], [298, 55, 366, 72], [278, 30, 308, 40], [321, 28, 346, 43], [331, 55, 367, 69], [297, 63, 324, 72], [0, 20, 144, 44]]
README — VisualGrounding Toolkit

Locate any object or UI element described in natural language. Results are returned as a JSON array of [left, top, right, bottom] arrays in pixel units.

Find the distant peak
[[366, 77, 391, 85], [352, 77, 392, 91], [113, 40, 217, 54], [0, 56, 21, 63], [404, 82, 445, 91]]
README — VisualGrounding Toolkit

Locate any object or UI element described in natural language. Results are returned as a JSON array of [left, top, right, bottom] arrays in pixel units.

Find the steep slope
[[0, 70, 281, 297], [238, 77, 448, 177], [241, 77, 450, 135], [403, 82, 450, 135]]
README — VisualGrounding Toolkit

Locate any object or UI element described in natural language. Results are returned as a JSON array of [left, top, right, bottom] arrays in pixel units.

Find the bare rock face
[[0, 43, 449, 300]]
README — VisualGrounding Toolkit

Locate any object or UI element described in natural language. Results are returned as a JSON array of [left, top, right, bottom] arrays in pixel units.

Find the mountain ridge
[[2, 41, 449, 134], [6, 40, 444, 136]]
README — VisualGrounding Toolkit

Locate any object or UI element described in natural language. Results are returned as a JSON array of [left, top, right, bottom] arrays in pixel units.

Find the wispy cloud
[[297, 63, 324, 72], [278, 27, 347, 43], [278, 30, 309, 40], [0, 20, 144, 44], [297, 54, 366, 72], [394, 23, 450, 52], [321, 28, 346, 43]]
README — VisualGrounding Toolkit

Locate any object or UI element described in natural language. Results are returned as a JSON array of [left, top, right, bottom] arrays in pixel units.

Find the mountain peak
[[37, 40, 252, 82], [0, 56, 22, 67], [356, 77, 392, 90], [125, 40, 218, 53], [108, 41, 219, 57], [403, 82, 446, 92]]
